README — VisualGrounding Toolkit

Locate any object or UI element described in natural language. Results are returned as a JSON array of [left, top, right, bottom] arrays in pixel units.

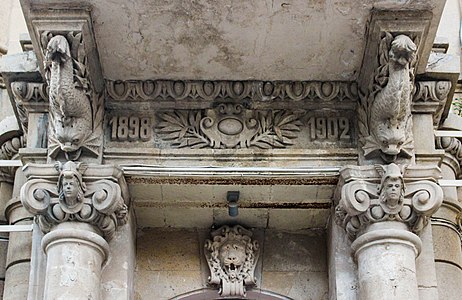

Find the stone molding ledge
[[41, 226, 109, 260], [351, 227, 422, 257]]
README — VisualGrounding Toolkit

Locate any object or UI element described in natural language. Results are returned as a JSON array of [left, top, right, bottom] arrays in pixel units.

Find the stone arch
[[173, 288, 293, 300]]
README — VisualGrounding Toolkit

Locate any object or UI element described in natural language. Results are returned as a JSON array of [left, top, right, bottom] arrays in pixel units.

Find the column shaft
[[352, 224, 422, 300], [42, 223, 109, 300]]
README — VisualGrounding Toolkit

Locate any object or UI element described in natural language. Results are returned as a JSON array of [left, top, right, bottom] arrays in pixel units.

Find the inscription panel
[[106, 108, 356, 149]]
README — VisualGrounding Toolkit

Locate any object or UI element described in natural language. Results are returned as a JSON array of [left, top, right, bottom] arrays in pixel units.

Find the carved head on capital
[[57, 161, 86, 214], [378, 163, 405, 214]]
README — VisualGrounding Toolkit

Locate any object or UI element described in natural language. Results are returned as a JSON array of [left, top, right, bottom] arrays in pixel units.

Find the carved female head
[[57, 161, 86, 211], [378, 163, 405, 210]]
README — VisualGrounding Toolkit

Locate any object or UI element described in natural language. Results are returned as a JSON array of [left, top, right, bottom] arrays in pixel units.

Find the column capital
[[20, 161, 129, 240], [335, 163, 443, 240]]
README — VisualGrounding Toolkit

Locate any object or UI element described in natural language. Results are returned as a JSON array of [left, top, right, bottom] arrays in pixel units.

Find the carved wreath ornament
[[156, 103, 304, 149], [205, 225, 259, 297]]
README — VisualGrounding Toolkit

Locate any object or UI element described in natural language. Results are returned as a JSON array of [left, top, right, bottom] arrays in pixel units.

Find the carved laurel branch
[[107, 80, 358, 102], [20, 177, 127, 240], [336, 179, 442, 240], [156, 107, 304, 149]]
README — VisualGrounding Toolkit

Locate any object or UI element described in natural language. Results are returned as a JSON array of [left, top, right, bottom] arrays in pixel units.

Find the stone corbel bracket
[[25, 9, 104, 161], [335, 164, 443, 240], [204, 225, 259, 298], [20, 162, 129, 240], [357, 11, 432, 164]]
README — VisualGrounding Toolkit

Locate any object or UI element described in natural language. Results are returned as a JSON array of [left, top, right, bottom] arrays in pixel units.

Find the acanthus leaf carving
[[335, 163, 442, 240], [20, 161, 127, 240], [42, 32, 103, 161], [204, 225, 259, 297], [359, 33, 417, 163], [156, 104, 304, 149]]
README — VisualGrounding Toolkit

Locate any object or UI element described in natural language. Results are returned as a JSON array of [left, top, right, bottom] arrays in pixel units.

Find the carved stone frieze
[[412, 81, 452, 126], [156, 104, 304, 149], [20, 161, 128, 240], [11, 81, 48, 133], [204, 225, 259, 297], [41, 33, 103, 160], [358, 33, 417, 163], [335, 163, 443, 240], [106, 80, 358, 103]]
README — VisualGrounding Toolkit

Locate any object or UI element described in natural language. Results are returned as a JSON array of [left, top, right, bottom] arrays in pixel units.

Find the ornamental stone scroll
[[204, 225, 259, 297], [20, 161, 128, 240], [335, 163, 442, 240]]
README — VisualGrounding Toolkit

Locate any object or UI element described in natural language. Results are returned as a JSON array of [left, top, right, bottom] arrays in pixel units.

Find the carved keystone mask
[[204, 225, 259, 297]]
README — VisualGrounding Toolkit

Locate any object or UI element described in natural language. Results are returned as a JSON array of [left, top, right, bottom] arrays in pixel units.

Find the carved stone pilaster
[[335, 163, 442, 240], [20, 162, 128, 240], [204, 225, 259, 297]]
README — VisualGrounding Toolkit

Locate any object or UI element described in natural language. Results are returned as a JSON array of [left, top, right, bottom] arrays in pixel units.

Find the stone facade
[[0, 0, 461, 299]]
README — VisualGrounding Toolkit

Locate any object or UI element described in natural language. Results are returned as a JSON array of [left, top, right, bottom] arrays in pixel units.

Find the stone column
[[351, 222, 421, 299], [20, 161, 129, 300], [335, 164, 443, 300], [4, 168, 32, 300], [431, 139, 462, 300], [41, 222, 109, 299]]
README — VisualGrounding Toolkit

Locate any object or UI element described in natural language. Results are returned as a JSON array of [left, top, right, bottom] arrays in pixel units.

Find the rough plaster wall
[[0, 0, 28, 121], [135, 228, 327, 300]]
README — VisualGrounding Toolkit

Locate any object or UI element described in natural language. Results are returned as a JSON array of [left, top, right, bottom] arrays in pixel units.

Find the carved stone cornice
[[204, 225, 259, 297], [20, 162, 128, 240], [26, 10, 104, 161], [10, 81, 48, 133], [412, 81, 452, 126], [106, 80, 358, 103], [335, 164, 443, 240]]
